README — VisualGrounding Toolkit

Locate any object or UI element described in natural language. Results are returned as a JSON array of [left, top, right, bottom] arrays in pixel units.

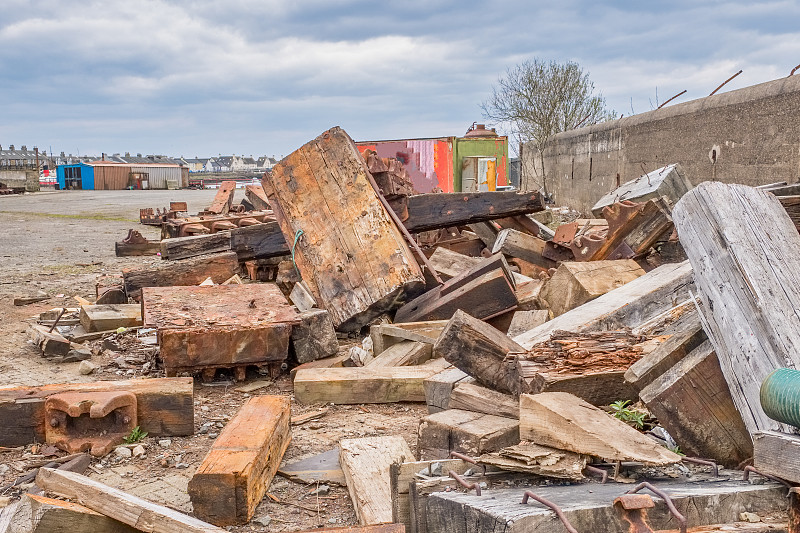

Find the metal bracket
[[614, 493, 655, 533]]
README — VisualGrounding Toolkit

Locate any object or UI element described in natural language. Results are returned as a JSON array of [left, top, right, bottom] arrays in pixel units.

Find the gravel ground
[[0, 189, 424, 531]]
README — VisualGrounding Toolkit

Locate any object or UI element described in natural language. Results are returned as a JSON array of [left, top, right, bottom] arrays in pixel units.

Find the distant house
[[212, 156, 233, 172], [232, 155, 259, 172], [256, 156, 278, 171], [182, 157, 211, 173]]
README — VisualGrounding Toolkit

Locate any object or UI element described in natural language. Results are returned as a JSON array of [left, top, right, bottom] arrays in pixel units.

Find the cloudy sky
[[2, 0, 798, 159]]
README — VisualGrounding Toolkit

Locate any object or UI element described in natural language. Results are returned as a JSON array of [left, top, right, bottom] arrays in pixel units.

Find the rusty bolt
[[50, 417, 59, 427], [123, 416, 131, 424]]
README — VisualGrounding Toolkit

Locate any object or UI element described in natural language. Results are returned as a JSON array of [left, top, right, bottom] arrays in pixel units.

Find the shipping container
[[56, 161, 183, 190]]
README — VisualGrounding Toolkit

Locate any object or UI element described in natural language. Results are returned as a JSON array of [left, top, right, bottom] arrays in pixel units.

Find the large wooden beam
[[340, 436, 414, 525], [4, 493, 139, 533], [35, 468, 226, 533], [417, 409, 519, 460], [403, 191, 543, 233], [229, 221, 289, 261], [122, 252, 239, 300], [672, 182, 800, 435], [753, 430, 800, 484], [263, 127, 425, 331], [639, 340, 752, 468], [491, 228, 555, 270], [293, 361, 450, 404], [512, 260, 693, 350], [189, 396, 291, 526], [160, 231, 232, 261], [0, 378, 193, 446]]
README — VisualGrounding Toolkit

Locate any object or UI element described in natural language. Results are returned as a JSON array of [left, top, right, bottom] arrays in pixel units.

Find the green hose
[[760, 368, 800, 428]]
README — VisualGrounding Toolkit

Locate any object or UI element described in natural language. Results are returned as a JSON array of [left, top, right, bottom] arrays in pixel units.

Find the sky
[[2, 0, 799, 159]]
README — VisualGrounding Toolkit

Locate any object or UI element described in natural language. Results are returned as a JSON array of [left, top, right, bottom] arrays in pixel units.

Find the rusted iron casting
[[626, 482, 687, 533], [614, 493, 655, 533], [45, 391, 138, 457]]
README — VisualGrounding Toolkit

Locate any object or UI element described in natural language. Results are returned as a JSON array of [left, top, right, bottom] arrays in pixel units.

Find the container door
[[477, 157, 497, 191], [461, 157, 478, 192]]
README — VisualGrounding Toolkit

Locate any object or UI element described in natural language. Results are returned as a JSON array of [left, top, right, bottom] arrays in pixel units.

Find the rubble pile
[[4, 126, 800, 533]]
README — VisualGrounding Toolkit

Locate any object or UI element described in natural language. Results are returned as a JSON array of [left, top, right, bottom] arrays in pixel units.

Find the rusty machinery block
[[169, 201, 188, 212], [553, 221, 579, 245], [543, 240, 575, 262], [179, 223, 212, 236], [45, 391, 137, 456], [211, 220, 238, 232], [604, 200, 642, 236]]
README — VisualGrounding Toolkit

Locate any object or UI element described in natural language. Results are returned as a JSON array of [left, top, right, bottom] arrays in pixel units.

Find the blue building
[[56, 162, 95, 190]]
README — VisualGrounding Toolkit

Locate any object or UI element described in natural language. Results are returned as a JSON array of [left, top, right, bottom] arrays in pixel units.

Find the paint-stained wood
[[433, 310, 524, 394], [672, 182, 800, 435], [0, 378, 193, 446], [340, 436, 414, 525], [519, 392, 681, 465], [263, 127, 425, 331], [539, 260, 646, 317], [293, 361, 450, 404], [122, 251, 239, 300], [417, 408, 519, 460], [512, 261, 693, 350], [35, 469, 225, 533], [189, 396, 291, 526], [640, 341, 752, 468]]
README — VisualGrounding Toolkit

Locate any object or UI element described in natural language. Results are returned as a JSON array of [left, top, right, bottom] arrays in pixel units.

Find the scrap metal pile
[[6, 126, 800, 533]]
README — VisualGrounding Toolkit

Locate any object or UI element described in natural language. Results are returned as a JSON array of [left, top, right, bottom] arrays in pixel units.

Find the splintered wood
[[263, 127, 424, 331], [479, 442, 587, 480], [340, 436, 414, 525]]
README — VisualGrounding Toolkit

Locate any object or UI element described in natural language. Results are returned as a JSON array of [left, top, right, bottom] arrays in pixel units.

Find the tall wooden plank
[[189, 396, 291, 526], [262, 127, 424, 331], [340, 436, 414, 525], [672, 182, 800, 435]]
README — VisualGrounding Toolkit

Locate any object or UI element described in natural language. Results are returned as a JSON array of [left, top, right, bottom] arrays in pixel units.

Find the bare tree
[[482, 59, 615, 195]]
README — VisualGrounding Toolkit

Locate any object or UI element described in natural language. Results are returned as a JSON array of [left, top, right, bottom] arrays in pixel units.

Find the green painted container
[[760, 367, 800, 428]]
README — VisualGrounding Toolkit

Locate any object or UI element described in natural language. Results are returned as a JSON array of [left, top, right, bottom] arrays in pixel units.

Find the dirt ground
[[0, 189, 425, 531]]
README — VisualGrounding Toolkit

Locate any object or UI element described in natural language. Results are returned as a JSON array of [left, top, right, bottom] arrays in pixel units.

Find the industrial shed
[[56, 161, 185, 190]]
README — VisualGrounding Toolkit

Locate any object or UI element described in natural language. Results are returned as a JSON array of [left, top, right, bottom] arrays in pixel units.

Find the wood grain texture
[[640, 341, 752, 468], [370, 320, 447, 356], [0, 378, 193, 446], [403, 191, 543, 233], [262, 127, 424, 331], [189, 396, 291, 526], [672, 182, 800, 435], [753, 430, 800, 484], [539, 260, 646, 317], [79, 304, 142, 333], [340, 436, 414, 525], [123, 252, 239, 300], [366, 341, 431, 368], [506, 310, 549, 338], [448, 383, 519, 419], [229, 221, 289, 261], [479, 443, 586, 481], [433, 310, 524, 394], [293, 362, 449, 404], [417, 408, 519, 460], [491, 228, 555, 269], [512, 261, 693, 350], [519, 392, 681, 465], [423, 367, 474, 413], [291, 309, 339, 364], [5, 493, 139, 533], [35, 468, 225, 533], [160, 232, 232, 261]]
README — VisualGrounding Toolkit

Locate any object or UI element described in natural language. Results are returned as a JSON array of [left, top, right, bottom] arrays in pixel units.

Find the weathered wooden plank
[[506, 310, 549, 338], [423, 367, 474, 414], [539, 260, 646, 317], [403, 191, 543, 233], [160, 231, 232, 261], [625, 305, 706, 390], [448, 382, 519, 419], [291, 309, 339, 364], [189, 396, 291, 526], [35, 469, 225, 533], [79, 304, 142, 333], [370, 320, 448, 356], [244, 183, 271, 211], [519, 392, 681, 465], [0, 378, 194, 446], [229, 221, 289, 261], [433, 310, 524, 395], [427, 247, 531, 286], [491, 228, 556, 270], [263, 127, 425, 331], [28, 324, 71, 357], [479, 443, 586, 480], [340, 436, 414, 525], [672, 182, 800, 435], [417, 409, 519, 460], [367, 341, 432, 368], [640, 340, 752, 468], [753, 430, 800, 484], [115, 240, 161, 257], [512, 260, 693, 350], [4, 493, 139, 533], [122, 251, 239, 300], [293, 361, 450, 404]]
